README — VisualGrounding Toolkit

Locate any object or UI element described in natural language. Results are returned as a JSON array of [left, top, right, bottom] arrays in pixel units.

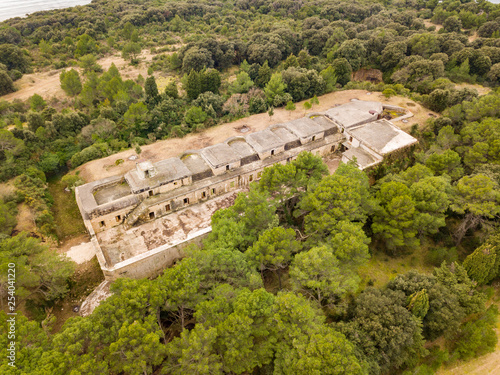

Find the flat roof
[[343, 147, 381, 169], [201, 143, 241, 169], [326, 101, 383, 128], [348, 119, 418, 155], [284, 117, 324, 138], [310, 115, 338, 131], [125, 157, 192, 191], [245, 129, 285, 153], [227, 138, 258, 158], [270, 125, 299, 143], [181, 152, 212, 175]]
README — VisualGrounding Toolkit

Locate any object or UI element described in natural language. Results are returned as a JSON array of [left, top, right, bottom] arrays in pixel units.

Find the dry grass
[[0, 180, 15, 198], [47, 177, 87, 241], [0, 49, 158, 102], [14, 203, 36, 233], [358, 245, 434, 289]]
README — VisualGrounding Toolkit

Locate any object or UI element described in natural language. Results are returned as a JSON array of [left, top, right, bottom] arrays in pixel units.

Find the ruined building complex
[[75, 100, 417, 280]]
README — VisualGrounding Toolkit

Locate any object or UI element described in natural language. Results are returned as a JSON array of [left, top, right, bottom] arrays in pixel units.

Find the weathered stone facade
[[75, 100, 417, 280]]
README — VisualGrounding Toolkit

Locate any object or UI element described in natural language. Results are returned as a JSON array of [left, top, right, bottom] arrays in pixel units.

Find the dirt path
[[76, 90, 435, 183], [0, 50, 157, 102]]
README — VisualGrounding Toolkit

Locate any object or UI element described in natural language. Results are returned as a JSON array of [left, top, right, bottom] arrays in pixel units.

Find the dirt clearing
[[1, 49, 158, 102], [77, 90, 435, 183]]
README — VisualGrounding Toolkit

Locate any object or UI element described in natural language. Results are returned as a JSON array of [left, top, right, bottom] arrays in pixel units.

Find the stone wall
[[97, 227, 210, 280]]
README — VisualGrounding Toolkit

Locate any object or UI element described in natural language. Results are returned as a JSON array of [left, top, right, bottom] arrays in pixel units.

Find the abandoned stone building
[[75, 100, 417, 280]]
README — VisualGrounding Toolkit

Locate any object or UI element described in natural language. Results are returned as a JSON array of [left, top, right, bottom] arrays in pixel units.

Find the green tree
[[443, 16, 462, 33], [122, 42, 141, 62], [184, 69, 201, 100], [0, 129, 24, 156], [463, 241, 498, 285], [184, 106, 208, 127], [182, 47, 214, 72], [123, 102, 148, 128], [229, 71, 254, 94], [27, 111, 45, 132], [381, 41, 407, 70], [290, 245, 358, 307], [60, 69, 82, 96], [108, 316, 166, 375], [410, 176, 451, 235], [424, 150, 463, 180], [165, 325, 222, 375], [450, 174, 500, 244], [200, 68, 221, 94], [303, 101, 312, 114], [0, 198, 16, 235], [372, 181, 419, 253], [29, 93, 46, 112], [331, 58, 352, 86], [285, 101, 296, 111], [450, 306, 498, 361], [0, 233, 75, 304], [0, 70, 14, 95], [189, 246, 262, 293], [170, 286, 277, 374], [407, 289, 430, 319], [0, 43, 30, 72], [78, 54, 101, 74], [246, 227, 300, 288], [158, 258, 202, 329], [74, 34, 97, 57], [334, 39, 366, 71], [338, 288, 426, 374], [144, 75, 160, 109], [264, 72, 287, 104], [256, 60, 271, 88], [324, 220, 371, 267], [300, 162, 374, 239], [275, 326, 362, 375], [164, 80, 179, 99]]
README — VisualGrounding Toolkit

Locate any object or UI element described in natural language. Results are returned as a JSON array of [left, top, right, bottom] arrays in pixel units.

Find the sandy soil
[[66, 241, 95, 264], [76, 90, 435, 183], [0, 50, 157, 102]]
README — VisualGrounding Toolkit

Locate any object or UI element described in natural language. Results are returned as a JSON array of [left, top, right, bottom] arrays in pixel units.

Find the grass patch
[[47, 176, 86, 241], [358, 245, 435, 289]]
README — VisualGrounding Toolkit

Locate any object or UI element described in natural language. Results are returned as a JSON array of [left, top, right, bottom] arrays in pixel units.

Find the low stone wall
[[97, 227, 211, 280]]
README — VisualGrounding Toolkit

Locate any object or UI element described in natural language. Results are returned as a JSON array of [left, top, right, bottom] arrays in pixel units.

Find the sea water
[[0, 0, 92, 22]]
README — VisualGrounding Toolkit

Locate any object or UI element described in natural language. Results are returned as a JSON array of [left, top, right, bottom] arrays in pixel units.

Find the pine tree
[[407, 289, 430, 319], [185, 69, 201, 100]]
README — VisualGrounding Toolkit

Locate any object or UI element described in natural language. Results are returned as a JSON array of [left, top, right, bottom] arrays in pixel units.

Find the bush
[[70, 145, 102, 167]]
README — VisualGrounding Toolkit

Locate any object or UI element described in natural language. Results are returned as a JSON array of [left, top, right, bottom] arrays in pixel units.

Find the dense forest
[[1, 0, 500, 374]]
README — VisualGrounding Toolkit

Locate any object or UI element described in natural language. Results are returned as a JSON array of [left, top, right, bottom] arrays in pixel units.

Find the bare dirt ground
[[468, 31, 479, 43], [0, 50, 157, 102], [77, 90, 435, 183], [423, 19, 443, 31]]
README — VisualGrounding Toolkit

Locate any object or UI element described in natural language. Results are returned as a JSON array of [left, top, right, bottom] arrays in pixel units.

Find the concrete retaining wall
[[97, 227, 211, 280]]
